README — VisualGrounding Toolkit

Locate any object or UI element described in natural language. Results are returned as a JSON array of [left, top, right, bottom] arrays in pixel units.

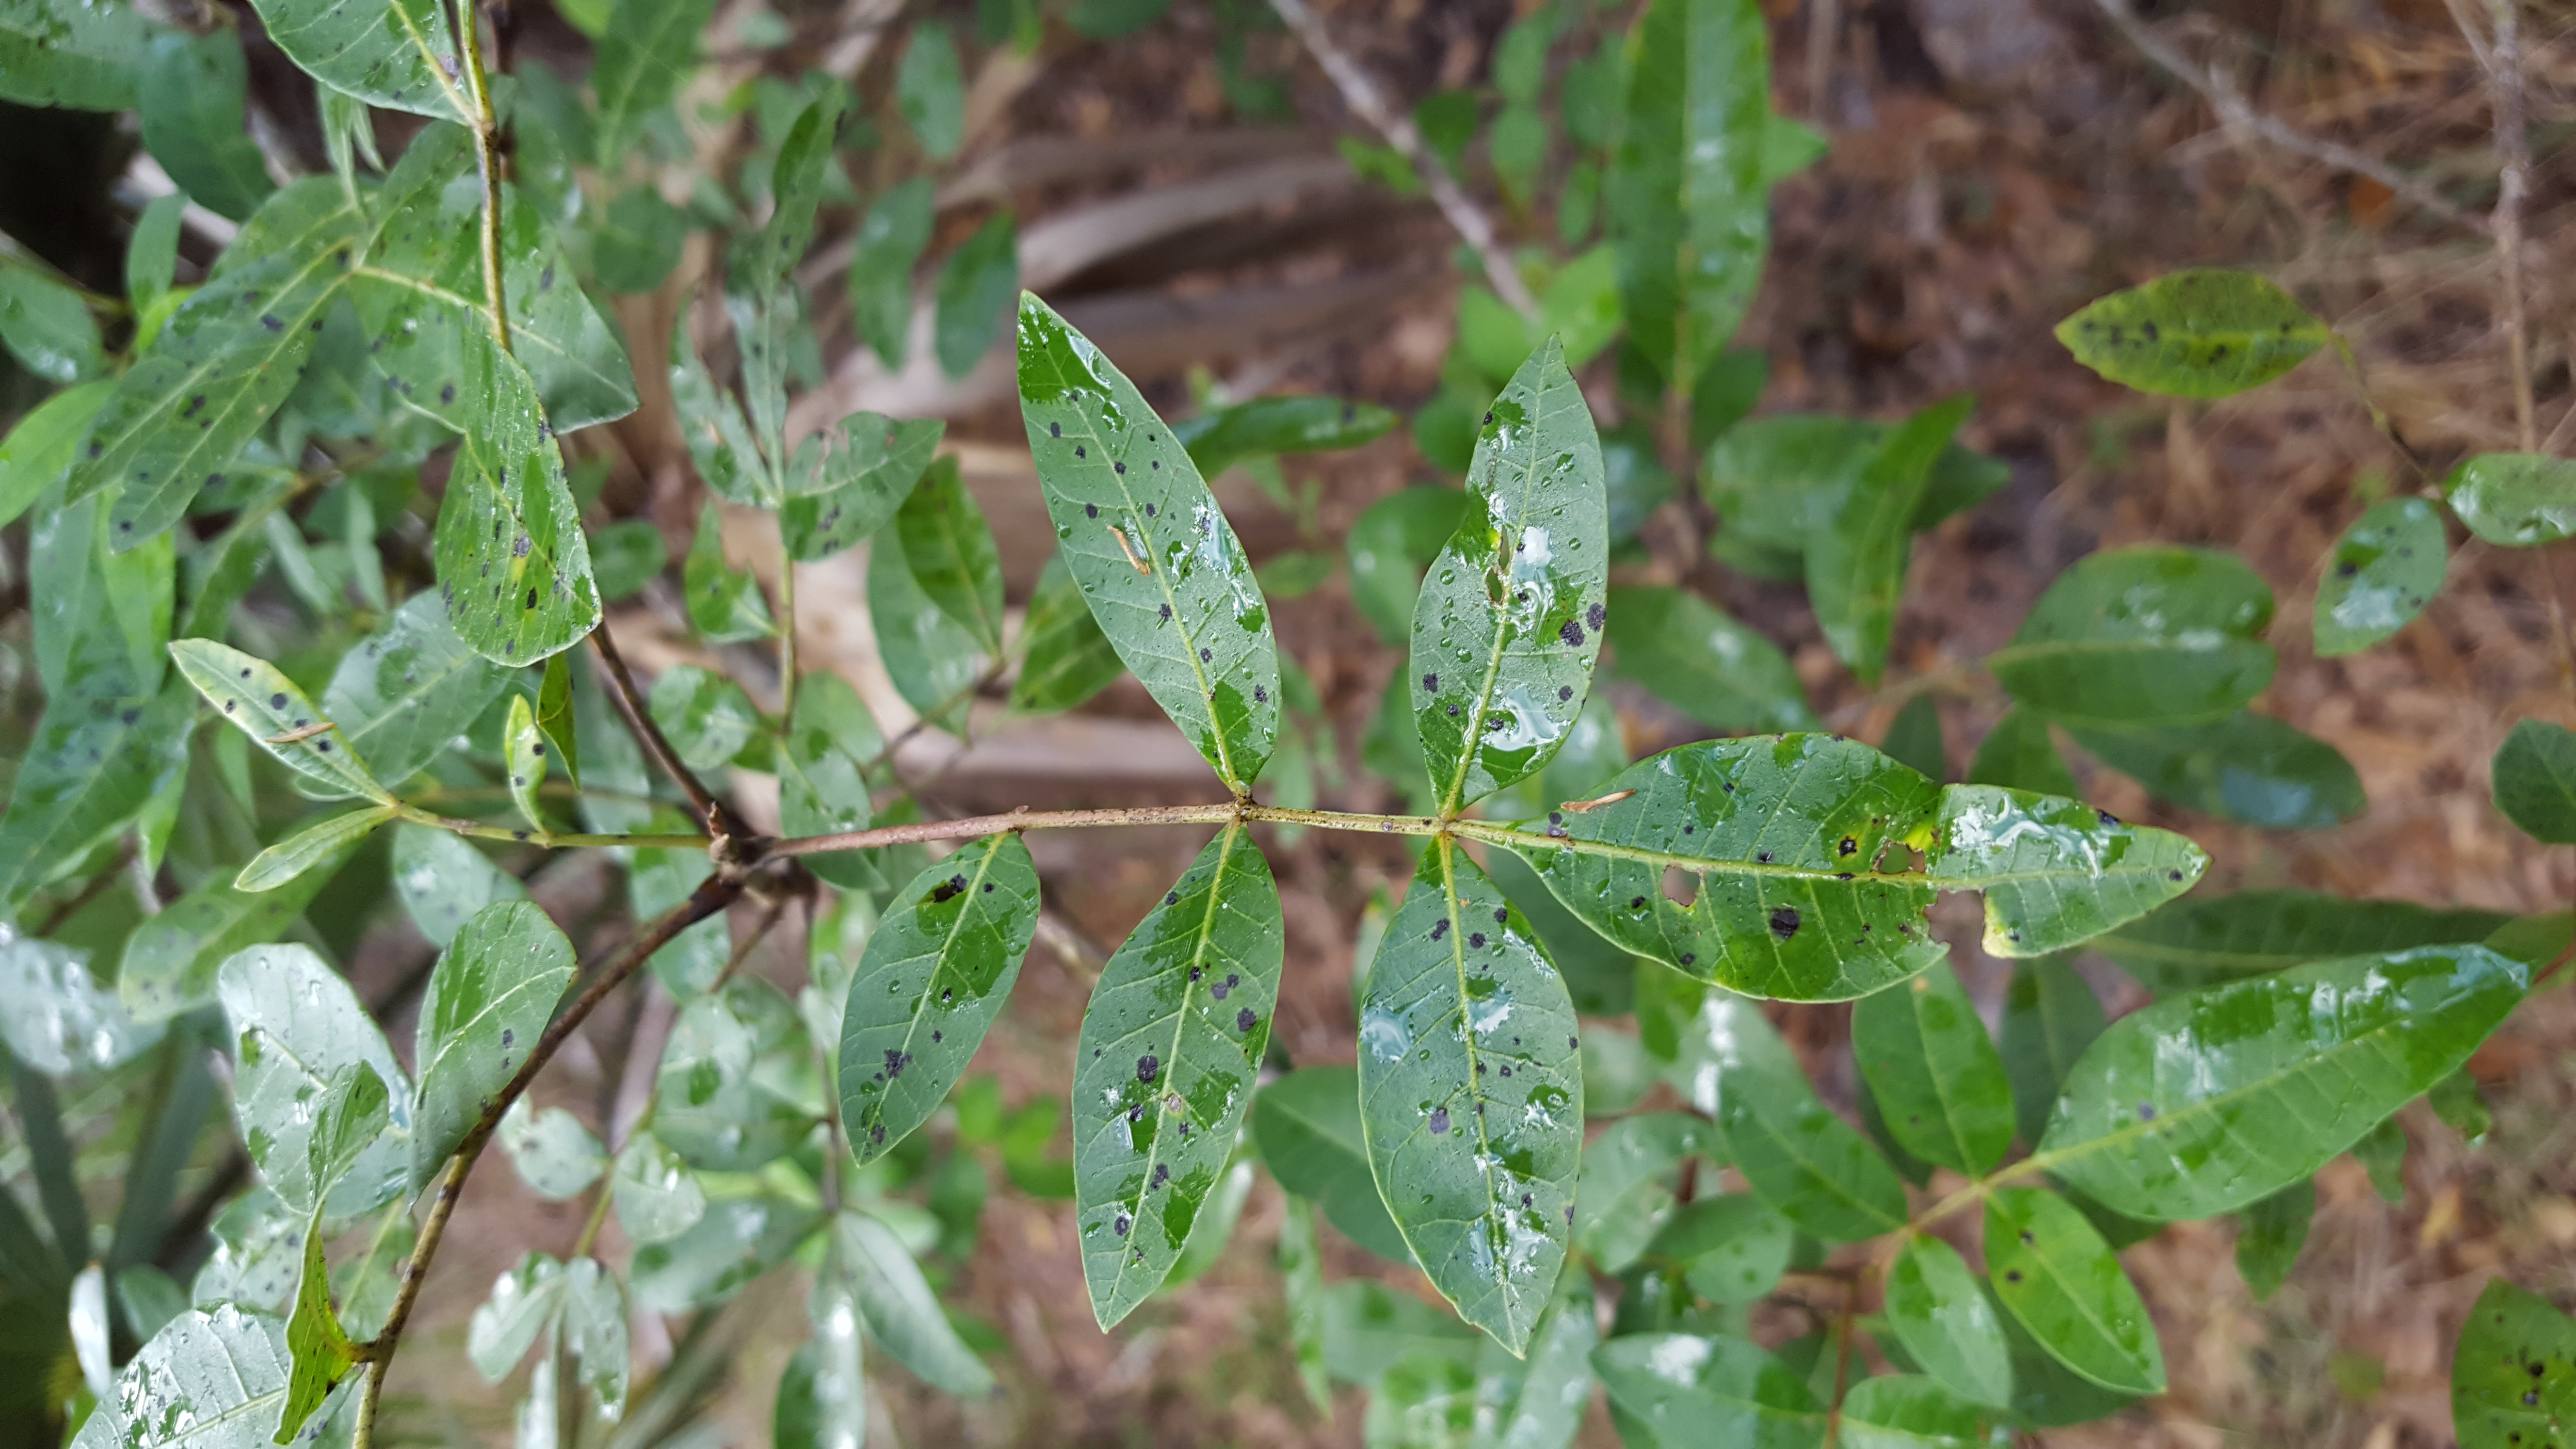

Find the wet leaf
[[2445, 453, 2576, 547], [896, 455, 1006, 652], [1807, 396, 1973, 683], [121, 852, 343, 1023], [1999, 956, 2104, 1146], [138, 31, 274, 223], [1836, 1376, 1993, 1449], [781, 413, 943, 562], [0, 263, 102, 385], [779, 672, 881, 889], [656, 977, 817, 1172], [562, 1257, 628, 1417], [631, 1195, 818, 1312], [2039, 945, 2524, 1219], [1986, 547, 2275, 727], [840, 1209, 993, 1394], [1411, 338, 1609, 813], [237, 805, 397, 892], [630, 818, 727, 996], [2091, 888, 2510, 996], [533, 652, 579, 789], [1572, 1113, 1712, 1274], [2495, 719, 2576, 845], [70, 1305, 299, 1449], [1852, 961, 2014, 1175], [411, 900, 577, 1184], [2233, 1177, 2313, 1303], [2054, 269, 2328, 399], [320, 592, 511, 788], [1017, 293, 1280, 790], [682, 502, 774, 643], [1072, 824, 1281, 1327], [1694, 988, 1907, 1239], [498, 1099, 606, 1201], [896, 20, 965, 158], [1884, 1234, 2013, 1408], [0, 682, 189, 911], [1172, 394, 1401, 480], [1608, 0, 1771, 394], [1592, 1333, 1825, 1447], [611, 1132, 704, 1244], [246, 0, 467, 121], [1603, 585, 1816, 734], [468, 1251, 565, 1381], [1348, 484, 1469, 644], [1251, 1064, 1413, 1264], [589, 518, 667, 600], [1652, 1193, 1792, 1304], [218, 945, 415, 1219], [390, 825, 529, 950], [2314, 498, 2445, 655], [736, 95, 842, 293], [868, 524, 986, 730], [775, 1286, 862, 1449], [277, 1211, 357, 1444], [1964, 707, 2076, 798], [839, 836, 1040, 1163], [591, 0, 718, 161], [1278, 1197, 1332, 1411], [1924, 785, 2206, 956], [2453, 1278, 2576, 1449], [1880, 694, 1945, 782], [428, 331, 602, 664], [0, 0, 157, 110], [1164, 1151, 1255, 1288], [848, 177, 934, 371], [0, 929, 161, 1076], [592, 186, 688, 294], [0, 379, 113, 529], [1983, 1186, 2163, 1394], [2067, 711, 2364, 829], [1012, 555, 1126, 714], [934, 211, 1018, 379], [647, 664, 759, 773], [1358, 839, 1581, 1352]]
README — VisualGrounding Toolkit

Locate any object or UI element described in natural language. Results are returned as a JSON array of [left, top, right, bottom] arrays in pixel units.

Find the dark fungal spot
[[2169, 869, 2185, 881], [1211, 978, 1229, 1002], [2337, 560, 2359, 578], [1076, 446, 1085, 457], [260, 314, 283, 331], [1838, 836, 1857, 856], [1756, 851, 1771, 863], [929, 874, 968, 903], [2097, 809, 2120, 827], [1769, 907, 1802, 940], [1494, 909, 1508, 923], [1159, 604, 1173, 621], [1469, 933, 1485, 949], [2005, 1270, 2022, 1283], [502, 1030, 514, 1047], [1680, 952, 1696, 965], [1200, 647, 1212, 662], [1255, 685, 1268, 704], [1086, 503, 1098, 518], [1115, 462, 1126, 474], [526, 589, 538, 609], [1166, 891, 1179, 906], [1114, 1212, 1131, 1236], [1559, 686, 1573, 701], [1586, 602, 1605, 631], [1431, 919, 1449, 941], [1137, 1054, 1159, 1083], [1428, 1107, 1450, 1134], [883, 1049, 912, 1078], [2138, 1103, 2157, 1121], [982, 882, 994, 892], [1423, 673, 1438, 691], [440, 383, 455, 404], [1237, 1008, 1256, 1032], [1559, 619, 1585, 646], [1152, 1164, 1169, 1188], [270, 693, 288, 709], [1629, 896, 1646, 909], [1050, 422, 1061, 437]]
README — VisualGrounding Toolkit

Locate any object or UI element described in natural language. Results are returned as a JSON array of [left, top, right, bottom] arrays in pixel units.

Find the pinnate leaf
[[429, 333, 601, 664], [321, 592, 511, 788], [1924, 785, 2206, 956], [1884, 1235, 2014, 1408], [1806, 395, 1972, 683], [1851, 961, 2014, 1175], [1983, 1186, 2164, 1394]]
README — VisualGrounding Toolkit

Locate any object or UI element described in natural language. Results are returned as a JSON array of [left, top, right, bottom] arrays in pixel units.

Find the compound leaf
[[1250, 1065, 1412, 1264], [839, 1210, 993, 1394], [780, 414, 943, 562], [2091, 888, 2511, 996], [2054, 269, 2328, 399], [1694, 988, 1906, 1240], [895, 455, 1005, 653], [247, 0, 468, 121], [70, 1305, 299, 1449], [1983, 1186, 2163, 1395], [1851, 962, 2014, 1176], [1884, 1234, 2013, 1409], [321, 592, 511, 788], [237, 806, 396, 893], [1924, 785, 2206, 956], [1806, 396, 1972, 683]]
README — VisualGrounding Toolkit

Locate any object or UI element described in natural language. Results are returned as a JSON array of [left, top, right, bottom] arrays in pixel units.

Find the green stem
[[454, 0, 510, 353], [391, 803, 705, 852], [778, 557, 799, 723]]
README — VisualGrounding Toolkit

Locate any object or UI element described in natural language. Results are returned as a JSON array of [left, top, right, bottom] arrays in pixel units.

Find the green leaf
[[1321, 1279, 1478, 1386], [1884, 1235, 2013, 1408], [1650, 1193, 1792, 1304], [2233, 1177, 2313, 1302], [1347, 485, 1468, 644], [666, 315, 765, 507], [780, 413, 943, 561], [2445, 452, 2576, 547], [429, 333, 603, 664], [895, 455, 1006, 652], [0, 261, 103, 385], [1999, 956, 2103, 1146], [72, 1305, 299, 1449], [1607, 0, 1771, 394], [139, 32, 274, 223], [219, 945, 415, 1219], [2066, 712, 2364, 829], [0, 378, 112, 529], [630, 1194, 817, 1312], [34, 482, 172, 700], [655, 977, 816, 1172], [276, 1212, 357, 1445], [2315, 497, 2445, 655], [411, 900, 577, 1184], [532, 653, 579, 789], [498, 1099, 606, 1201], [779, 672, 881, 889], [1986, 546, 2275, 726], [1759, 114, 1830, 183], [172, 639, 386, 801], [1880, 695, 1945, 782], [321, 592, 512, 788], [1171, 395, 1400, 481], [682, 501, 774, 642], [2453, 1278, 2576, 1449], [1964, 707, 2076, 797], [591, 0, 717, 161], [391, 825, 529, 950], [848, 177, 934, 371], [1593, 1333, 1825, 1447], [1692, 988, 1907, 1240], [247, 0, 464, 120], [1836, 1376, 1993, 1449], [646, 664, 759, 772], [1071, 824, 1280, 1327], [1602, 585, 1816, 734], [500, 694, 547, 830], [2054, 269, 2328, 399], [1572, 1113, 1712, 1273], [1277, 1197, 1332, 1410], [468, 1251, 565, 1380], [1852, 962, 2014, 1175], [611, 1132, 704, 1244], [562, 1257, 628, 1417], [1016, 293, 1281, 791], [1358, 840, 1581, 1352], [868, 524, 987, 729], [1925, 785, 2206, 956], [1411, 338, 1609, 813], [589, 518, 667, 601], [2496, 719, 2576, 844], [238, 805, 396, 892], [121, 844, 345, 1023], [896, 20, 965, 158], [736, 96, 842, 292], [2091, 888, 2510, 996], [838, 836, 1040, 1163], [0, 0, 157, 110], [0, 682, 189, 911], [1806, 396, 1973, 683], [1982, 1187, 2162, 1394], [1251, 1065, 1413, 1264], [774, 1304, 861, 1449], [593, 187, 688, 294], [2432, 1066, 2494, 1144], [70, 197, 366, 544], [0, 931, 161, 1077], [839, 1209, 993, 1394], [2038, 944, 2525, 1219], [1011, 555, 1125, 714], [934, 212, 1019, 380]]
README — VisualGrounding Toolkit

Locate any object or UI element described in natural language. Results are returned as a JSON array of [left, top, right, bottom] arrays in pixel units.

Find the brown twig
[[586, 623, 741, 838], [1264, 0, 1541, 319], [2092, 0, 2485, 235], [453, 0, 512, 352], [2467, 0, 2538, 451]]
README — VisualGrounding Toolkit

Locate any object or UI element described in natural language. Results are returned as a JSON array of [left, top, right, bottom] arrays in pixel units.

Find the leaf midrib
[[1438, 361, 1562, 820]]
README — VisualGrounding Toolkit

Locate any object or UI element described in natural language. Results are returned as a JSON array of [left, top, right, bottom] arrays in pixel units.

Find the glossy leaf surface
[[1652, 1193, 1791, 1304], [1251, 1065, 1412, 1263], [2444, 453, 2576, 547], [321, 593, 509, 788], [1411, 338, 1608, 812], [1592, 1333, 1824, 1448], [1602, 585, 1815, 734], [895, 456, 1005, 653], [0, 683, 188, 912], [2495, 719, 2576, 844], [218, 946, 413, 1219], [1172, 394, 1400, 479], [429, 335, 601, 663], [278, 1214, 357, 1443], [2040, 945, 2525, 1219], [655, 978, 816, 1173], [1837, 1377, 1992, 1449], [173, 639, 384, 801], [122, 857, 347, 1022], [2314, 497, 2444, 655], [499, 1099, 606, 1201], [1986, 547, 2274, 726], [246, 0, 467, 121], [839, 836, 1040, 1163], [1924, 785, 2206, 956], [412, 901, 577, 1183], [1694, 988, 1907, 1240], [1012, 555, 1125, 714], [840, 1210, 994, 1394], [2000, 957, 2105, 1145], [1805, 396, 1971, 683], [2068, 712, 2364, 829], [2054, 269, 2327, 399], [68, 1305, 298, 1449], [780, 414, 942, 562], [1984, 1187, 2163, 1394], [1884, 1234, 2014, 1408], [2452, 1278, 2576, 1449], [1017, 293, 1279, 791], [2092, 888, 2510, 995], [1072, 824, 1281, 1327], [238, 806, 395, 892], [1852, 962, 2014, 1175], [779, 672, 880, 889]]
